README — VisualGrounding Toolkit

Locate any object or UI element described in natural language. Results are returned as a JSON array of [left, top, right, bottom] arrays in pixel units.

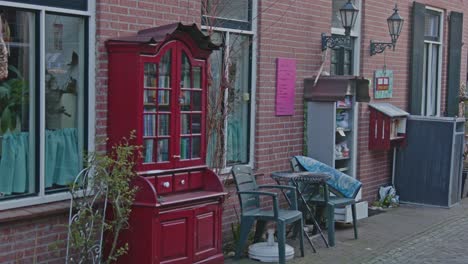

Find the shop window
[[0, 5, 90, 206], [202, 0, 256, 168]]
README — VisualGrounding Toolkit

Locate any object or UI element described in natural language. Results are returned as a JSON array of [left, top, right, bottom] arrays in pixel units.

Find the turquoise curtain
[[0, 128, 80, 196], [46, 128, 80, 188], [0, 133, 29, 195]]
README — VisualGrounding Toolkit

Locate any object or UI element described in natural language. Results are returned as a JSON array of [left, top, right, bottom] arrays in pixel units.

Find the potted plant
[[0, 65, 28, 133]]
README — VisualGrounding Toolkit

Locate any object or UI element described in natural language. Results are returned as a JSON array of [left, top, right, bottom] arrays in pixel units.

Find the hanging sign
[[275, 58, 296, 116], [374, 69, 393, 99]]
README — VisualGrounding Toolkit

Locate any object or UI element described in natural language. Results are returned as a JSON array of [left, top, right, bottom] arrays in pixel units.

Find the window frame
[[201, 0, 257, 172], [0, 0, 95, 210], [421, 6, 443, 116]]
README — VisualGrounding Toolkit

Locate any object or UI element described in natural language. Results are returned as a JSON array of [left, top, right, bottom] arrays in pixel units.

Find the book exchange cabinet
[[106, 23, 225, 264]]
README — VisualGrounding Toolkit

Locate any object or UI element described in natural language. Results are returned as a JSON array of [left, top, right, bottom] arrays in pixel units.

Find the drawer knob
[[163, 182, 170, 188], [181, 180, 186, 185]]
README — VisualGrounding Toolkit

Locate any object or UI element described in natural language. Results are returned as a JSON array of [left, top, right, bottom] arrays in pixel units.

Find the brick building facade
[[0, 0, 467, 262]]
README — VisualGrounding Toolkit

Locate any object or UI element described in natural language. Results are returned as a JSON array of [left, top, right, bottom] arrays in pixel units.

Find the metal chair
[[290, 157, 359, 247], [231, 165, 305, 264]]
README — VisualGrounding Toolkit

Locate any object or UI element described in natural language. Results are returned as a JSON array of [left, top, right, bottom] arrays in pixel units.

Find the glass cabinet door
[[141, 43, 205, 169], [142, 50, 172, 164], [179, 51, 203, 161]]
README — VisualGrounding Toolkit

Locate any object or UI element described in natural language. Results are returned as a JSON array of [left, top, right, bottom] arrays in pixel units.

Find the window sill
[[0, 200, 70, 224]]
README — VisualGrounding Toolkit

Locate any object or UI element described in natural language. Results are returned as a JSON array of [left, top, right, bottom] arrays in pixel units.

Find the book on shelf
[[144, 139, 153, 163], [158, 90, 170, 106], [158, 75, 170, 88], [157, 140, 169, 162], [158, 115, 169, 136], [193, 67, 201, 88], [180, 138, 190, 159], [181, 72, 191, 88], [144, 115, 155, 136], [181, 115, 190, 134]]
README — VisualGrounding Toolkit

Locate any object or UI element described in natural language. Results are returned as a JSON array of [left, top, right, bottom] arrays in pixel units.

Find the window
[[330, 0, 360, 76], [202, 0, 256, 168], [0, 1, 93, 209], [422, 9, 443, 116], [330, 35, 354, 75], [202, 0, 252, 30]]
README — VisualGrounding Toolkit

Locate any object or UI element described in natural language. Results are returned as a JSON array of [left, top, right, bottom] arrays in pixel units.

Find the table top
[[271, 171, 331, 183]]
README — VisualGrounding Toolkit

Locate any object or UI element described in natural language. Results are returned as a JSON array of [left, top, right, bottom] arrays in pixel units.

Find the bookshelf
[[106, 23, 224, 264]]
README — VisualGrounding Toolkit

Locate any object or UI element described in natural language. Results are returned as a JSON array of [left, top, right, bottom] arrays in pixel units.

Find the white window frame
[[0, 1, 96, 210], [421, 6, 443, 116], [202, 0, 257, 173]]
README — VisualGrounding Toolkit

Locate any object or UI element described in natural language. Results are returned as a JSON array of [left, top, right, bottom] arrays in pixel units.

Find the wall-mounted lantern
[[370, 4, 404, 56], [322, 0, 359, 51]]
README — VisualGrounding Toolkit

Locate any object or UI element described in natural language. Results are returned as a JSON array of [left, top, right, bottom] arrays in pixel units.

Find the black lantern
[[322, 0, 359, 50], [340, 0, 359, 36], [387, 5, 404, 45], [370, 4, 404, 55]]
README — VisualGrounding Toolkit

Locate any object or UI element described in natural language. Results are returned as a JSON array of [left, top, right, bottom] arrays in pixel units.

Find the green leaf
[[0, 85, 9, 98], [8, 65, 22, 79]]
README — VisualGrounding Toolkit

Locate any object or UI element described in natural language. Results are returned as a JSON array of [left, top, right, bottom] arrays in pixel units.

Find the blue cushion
[[294, 156, 362, 199]]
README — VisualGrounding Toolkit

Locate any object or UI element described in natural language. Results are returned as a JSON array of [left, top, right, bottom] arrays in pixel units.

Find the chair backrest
[[231, 165, 259, 213], [290, 157, 303, 172]]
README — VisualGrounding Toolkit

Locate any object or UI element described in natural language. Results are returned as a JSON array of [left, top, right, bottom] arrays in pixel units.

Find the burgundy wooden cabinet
[[106, 23, 225, 264]]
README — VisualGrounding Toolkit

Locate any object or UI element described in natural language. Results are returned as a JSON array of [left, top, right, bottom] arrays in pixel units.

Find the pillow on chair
[[294, 155, 362, 199]]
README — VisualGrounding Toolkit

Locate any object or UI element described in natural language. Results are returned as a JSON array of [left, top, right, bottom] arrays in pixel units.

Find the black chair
[[231, 165, 305, 264]]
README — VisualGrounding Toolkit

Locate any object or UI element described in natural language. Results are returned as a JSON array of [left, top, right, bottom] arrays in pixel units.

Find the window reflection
[[44, 14, 84, 192], [0, 9, 35, 199]]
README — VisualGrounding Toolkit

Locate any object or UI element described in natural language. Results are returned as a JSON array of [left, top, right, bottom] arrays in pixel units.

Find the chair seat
[[328, 197, 356, 206], [243, 208, 302, 222]]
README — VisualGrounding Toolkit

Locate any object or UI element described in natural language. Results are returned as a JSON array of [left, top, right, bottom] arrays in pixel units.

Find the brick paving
[[362, 215, 468, 264], [227, 198, 468, 264]]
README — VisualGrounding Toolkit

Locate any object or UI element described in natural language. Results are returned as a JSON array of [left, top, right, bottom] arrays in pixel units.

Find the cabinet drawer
[[173, 173, 189, 192], [190, 171, 204, 189], [156, 175, 173, 194]]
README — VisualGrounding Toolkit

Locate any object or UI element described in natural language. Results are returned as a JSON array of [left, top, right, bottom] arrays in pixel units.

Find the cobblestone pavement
[[227, 198, 468, 264], [362, 215, 468, 264]]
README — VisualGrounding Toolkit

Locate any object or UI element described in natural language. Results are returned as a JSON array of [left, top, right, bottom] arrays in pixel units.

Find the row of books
[[143, 139, 169, 163], [143, 76, 172, 89], [143, 137, 200, 163], [143, 114, 170, 136]]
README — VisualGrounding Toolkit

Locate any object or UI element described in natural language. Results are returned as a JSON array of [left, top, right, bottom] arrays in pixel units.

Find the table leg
[[292, 179, 330, 248]]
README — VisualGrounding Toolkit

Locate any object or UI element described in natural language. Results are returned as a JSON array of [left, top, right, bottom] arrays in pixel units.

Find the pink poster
[[276, 58, 296, 116]]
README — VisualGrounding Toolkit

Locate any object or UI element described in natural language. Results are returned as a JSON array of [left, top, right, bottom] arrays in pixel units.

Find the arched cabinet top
[[106, 22, 219, 59]]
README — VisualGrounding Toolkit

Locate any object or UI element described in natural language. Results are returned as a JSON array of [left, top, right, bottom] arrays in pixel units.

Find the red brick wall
[[358, 0, 468, 201], [0, 214, 68, 264]]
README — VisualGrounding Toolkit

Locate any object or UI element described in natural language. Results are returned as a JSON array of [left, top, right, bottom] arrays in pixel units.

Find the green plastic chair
[[231, 165, 305, 264], [290, 158, 358, 247]]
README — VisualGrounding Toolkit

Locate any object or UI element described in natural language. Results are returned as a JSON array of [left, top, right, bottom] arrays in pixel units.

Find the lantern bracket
[[321, 33, 351, 51], [370, 41, 394, 55]]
